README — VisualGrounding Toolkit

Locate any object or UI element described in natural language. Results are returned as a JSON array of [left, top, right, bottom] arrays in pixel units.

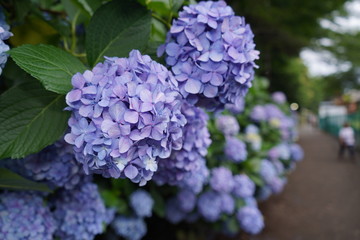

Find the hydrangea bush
[[0, 1, 304, 240]]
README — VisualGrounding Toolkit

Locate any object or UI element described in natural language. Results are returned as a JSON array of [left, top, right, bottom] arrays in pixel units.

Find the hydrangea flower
[[23, 140, 88, 189], [268, 143, 290, 160], [65, 50, 187, 185], [244, 197, 258, 208], [176, 189, 197, 213], [0, 8, 12, 75], [269, 177, 287, 194], [220, 193, 235, 214], [236, 206, 264, 235], [111, 216, 147, 240], [259, 160, 277, 184], [224, 136, 247, 162], [216, 115, 239, 136], [0, 191, 56, 240], [154, 103, 211, 185], [52, 182, 109, 240], [232, 174, 255, 198], [225, 97, 245, 114], [158, 1, 259, 110], [257, 186, 272, 201], [245, 124, 262, 151], [290, 144, 304, 162], [129, 190, 154, 217], [271, 91, 287, 104], [250, 105, 266, 122], [197, 191, 222, 222], [165, 198, 187, 224], [178, 158, 209, 193], [210, 167, 234, 193]]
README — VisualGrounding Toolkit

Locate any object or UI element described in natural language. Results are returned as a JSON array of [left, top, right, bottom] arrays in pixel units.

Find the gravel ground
[[241, 125, 360, 240]]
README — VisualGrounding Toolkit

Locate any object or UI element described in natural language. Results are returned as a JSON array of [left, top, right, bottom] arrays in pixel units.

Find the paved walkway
[[245, 126, 360, 240]]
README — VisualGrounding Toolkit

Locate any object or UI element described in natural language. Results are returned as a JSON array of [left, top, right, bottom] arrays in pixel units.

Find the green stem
[[71, 11, 81, 53], [152, 13, 171, 29]]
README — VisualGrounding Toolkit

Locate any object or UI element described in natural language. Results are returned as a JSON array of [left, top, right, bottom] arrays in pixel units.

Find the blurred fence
[[319, 111, 360, 147]]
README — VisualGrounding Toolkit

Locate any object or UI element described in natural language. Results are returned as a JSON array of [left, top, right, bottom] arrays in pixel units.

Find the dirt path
[[245, 125, 360, 240]]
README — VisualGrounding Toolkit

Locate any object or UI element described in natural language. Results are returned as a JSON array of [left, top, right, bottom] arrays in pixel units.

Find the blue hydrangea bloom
[[52, 182, 109, 240], [130, 190, 154, 217], [0, 191, 56, 240], [250, 105, 267, 122], [232, 174, 255, 198], [0, 8, 12, 75], [259, 159, 277, 184], [23, 140, 88, 189], [111, 216, 147, 240], [245, 125, 262, 151], [178, 158, 209, 193], [244, 197, 258, 208], [154, 103, 211, 186], [271, 91, 287, 104], [224, 136, 247, 162], [268, 143, 291, 160], [290, 144, 304, 162], [257, 186, 272, 201], [65, 50, 187, 185], [220, 193, 235, 214], [269, 177, 287, 194], [236, 206, 264, 235], [158, 1, 259, 110], [225, 97, 245, 114], [165, 198, 187, 224], [176, 189, 197, 213], [210, 167, 234, 193], [197, 191, 222, 222], [216, 115, 239, 136]]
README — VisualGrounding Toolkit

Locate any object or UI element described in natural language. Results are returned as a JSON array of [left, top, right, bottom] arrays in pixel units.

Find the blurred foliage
[[228, 0, 350, 110]]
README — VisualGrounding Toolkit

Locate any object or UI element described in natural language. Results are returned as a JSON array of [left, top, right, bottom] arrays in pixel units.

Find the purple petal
[[124, 165, 138, 179], [118, 137, 133, 153], [71, 73, 85, 88], [165, 43, 180, 57], [66, 89, 82, 102], [139, 89, 152, 103], [79, 105, 93, 117], [204, 85, 218, 98], [109, 103, 125, 122], [82, 86, 97, 95], [210, 73, 223, 86], [124, 110, 139, 124], [185, 78, 202, 94]]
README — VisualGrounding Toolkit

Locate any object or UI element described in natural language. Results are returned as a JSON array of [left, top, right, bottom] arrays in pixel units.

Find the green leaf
[[86, 0, 152, 66], [10, 44, 87, 94], [0, 168, 51, 192], [0, 81, 70, 159]]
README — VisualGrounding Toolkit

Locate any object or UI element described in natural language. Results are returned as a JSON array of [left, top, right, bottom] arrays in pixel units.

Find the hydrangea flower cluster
[[52, 182, 110, 240], [259, 159, 286, 196], [177, 157, 210, 193], [290, 143, 304, 162], [0, 8, 12, 75], [244, 124, 262, 151], [111, 216, 147, 240], [216, 115, 240, 136], [130, 190, 154, 217], [65, 50, 187, 185], [210, 167, 235, 193], [22, 140, 88, 189], [0, 191, 56, 240], [197, 190, 223, 222], [232, 174, 255, 198], [236, 206, 264, 235], [158, 1, 259, 110], [271, 91, 287, 104], [154, 103, 211, 186], [224, 136, 247, 162]]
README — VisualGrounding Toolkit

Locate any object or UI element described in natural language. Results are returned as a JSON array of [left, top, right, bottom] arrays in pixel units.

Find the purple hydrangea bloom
[[158, 1, 259, 110], [245, 124, 262, 151], [224, 136, 247, 162], [0, 8, 12, 75], [23, 140, 88, 189], [257, 186, 272, 201], [210, 167, 234, 193], [154, 103, 211, 186], [259, 159, 277, 184], [271, 91, 287, 104], [264, 104, 284, 120], [0, 191, 56, 240], [111, 216, 147, 240], [250, 105, 267, 122], [216, 115, 239, 136], [176, 189, 197, 213], [232, 174, 255, 198], [244, 197, 258, 208], [269, 177, 287, 194], [290, 144, 304, 162], [197, 191, 222, 222], [236, 206, 264, 235], [65, 50, 187, 185], [225, 97, 245, 114], [220, 193, 235, 214], [52, 182, 109, 240], [165, 198, 187, 224], [178, 158, 209, 193], [130, 190, 154, 218]]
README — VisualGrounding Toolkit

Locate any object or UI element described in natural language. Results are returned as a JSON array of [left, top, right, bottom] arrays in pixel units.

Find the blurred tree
[[228, 0, 350, 109]]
